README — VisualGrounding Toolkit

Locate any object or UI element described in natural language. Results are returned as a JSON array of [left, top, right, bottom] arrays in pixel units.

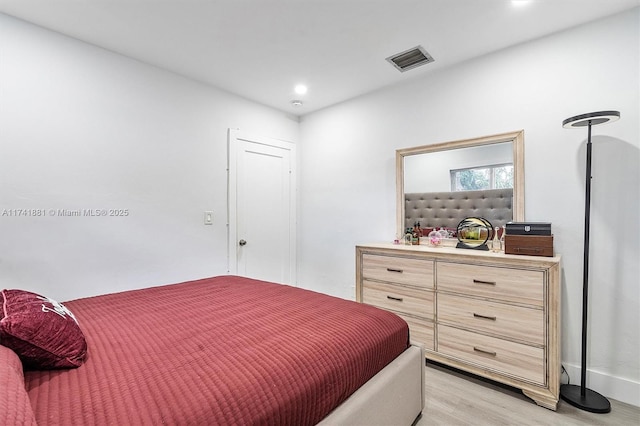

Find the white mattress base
[[318, 344, 424, 425]]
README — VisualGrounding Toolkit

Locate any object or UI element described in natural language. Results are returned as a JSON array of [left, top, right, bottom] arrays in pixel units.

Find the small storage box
[[504, 235, 554, 257], [505, 222, 552, 236]]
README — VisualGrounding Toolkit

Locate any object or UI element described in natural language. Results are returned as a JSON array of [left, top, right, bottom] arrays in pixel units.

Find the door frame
[[227, 128, 297, 284]]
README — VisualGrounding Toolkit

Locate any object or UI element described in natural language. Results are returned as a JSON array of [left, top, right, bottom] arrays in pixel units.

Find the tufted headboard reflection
[[404, 188, 513, 231]]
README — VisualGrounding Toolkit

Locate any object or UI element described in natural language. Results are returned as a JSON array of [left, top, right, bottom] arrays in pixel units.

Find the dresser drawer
[[437, 262, 544, 307], [362, 280, 434, 319], [438, 293, 544, 345], [438, 325, 545, 385], [362, 254, 434, 288], [398, 314, 434, 351]]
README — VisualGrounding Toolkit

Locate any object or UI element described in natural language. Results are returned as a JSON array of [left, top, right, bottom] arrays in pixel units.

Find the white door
[[228, 129, 296, 285]]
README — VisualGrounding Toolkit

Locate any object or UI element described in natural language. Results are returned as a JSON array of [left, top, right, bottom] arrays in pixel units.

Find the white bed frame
[[319, 345, 425, 425]]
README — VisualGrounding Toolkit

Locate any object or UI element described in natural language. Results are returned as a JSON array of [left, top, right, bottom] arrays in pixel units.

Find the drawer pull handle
[[514, 247, 543, 254], [386, 268, 403, 273], [473, 279, 496, 286], [386, 295, 404, 302], [473, 346, 497, 357], [473, 313, 497, 321]]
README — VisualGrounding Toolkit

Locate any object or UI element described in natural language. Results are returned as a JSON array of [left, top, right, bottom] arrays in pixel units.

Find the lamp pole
[[580, 120, 592, 399]]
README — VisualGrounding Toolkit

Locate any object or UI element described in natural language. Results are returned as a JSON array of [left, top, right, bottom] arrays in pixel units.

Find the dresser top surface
[[357, 243, 561, 267]]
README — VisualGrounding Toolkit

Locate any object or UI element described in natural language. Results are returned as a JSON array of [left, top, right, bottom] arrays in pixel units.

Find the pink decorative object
[[428, 230, 442, 247]]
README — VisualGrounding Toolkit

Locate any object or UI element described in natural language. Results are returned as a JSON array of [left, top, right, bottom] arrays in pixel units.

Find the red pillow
[[0, 289, 87, 369]]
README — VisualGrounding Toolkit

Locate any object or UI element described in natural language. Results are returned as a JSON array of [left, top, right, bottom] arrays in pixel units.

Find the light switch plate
[[204, 211, 213, 225]]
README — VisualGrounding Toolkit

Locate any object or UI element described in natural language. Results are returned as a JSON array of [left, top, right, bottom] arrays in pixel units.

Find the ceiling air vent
[[386, 45, 434, 72]]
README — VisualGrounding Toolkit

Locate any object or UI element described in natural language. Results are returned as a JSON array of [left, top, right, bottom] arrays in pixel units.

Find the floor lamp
[[560, 110, 620, 413]]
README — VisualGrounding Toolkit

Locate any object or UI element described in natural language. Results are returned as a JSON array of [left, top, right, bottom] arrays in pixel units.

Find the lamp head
[[562, 110, 620, 129]]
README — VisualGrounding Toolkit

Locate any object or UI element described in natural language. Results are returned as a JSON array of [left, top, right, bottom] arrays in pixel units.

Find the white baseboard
[[563, 362, 639, 407]]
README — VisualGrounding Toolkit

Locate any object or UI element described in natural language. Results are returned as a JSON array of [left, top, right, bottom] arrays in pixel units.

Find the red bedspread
[[24, 276, 409, 425]]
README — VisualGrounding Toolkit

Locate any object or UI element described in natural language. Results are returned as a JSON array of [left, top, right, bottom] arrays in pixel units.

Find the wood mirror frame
[[396, 130, 525, 238]]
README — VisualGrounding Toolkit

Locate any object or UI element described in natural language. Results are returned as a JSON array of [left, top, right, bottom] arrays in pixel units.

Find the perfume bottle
[[491, 227, 501, 253], [411, 222, 420, 245], [404, 228, 413, 245]]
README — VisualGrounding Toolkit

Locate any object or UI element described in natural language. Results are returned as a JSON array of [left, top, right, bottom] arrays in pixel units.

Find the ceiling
[[1, 0, 638, 116]]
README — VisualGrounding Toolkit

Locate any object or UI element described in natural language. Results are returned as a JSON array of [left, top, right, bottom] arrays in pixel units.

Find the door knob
[[239, 239, 247, 246]]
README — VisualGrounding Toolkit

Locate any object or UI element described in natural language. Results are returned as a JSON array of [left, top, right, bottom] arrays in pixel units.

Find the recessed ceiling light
[[294, 84, 308, 95], [511, 0, 531, 7]]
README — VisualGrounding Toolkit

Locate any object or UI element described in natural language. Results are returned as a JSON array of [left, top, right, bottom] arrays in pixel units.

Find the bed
[[0, 275, 424, 425]]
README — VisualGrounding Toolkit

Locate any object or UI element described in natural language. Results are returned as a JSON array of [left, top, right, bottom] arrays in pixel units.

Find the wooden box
[[504, 235, 554, 257]]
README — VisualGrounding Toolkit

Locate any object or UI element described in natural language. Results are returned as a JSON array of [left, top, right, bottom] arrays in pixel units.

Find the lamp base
[[560, 384, 611, 413]]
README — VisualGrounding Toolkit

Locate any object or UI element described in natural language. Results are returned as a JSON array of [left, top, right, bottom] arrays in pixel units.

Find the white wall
[[0, 13, 299, 301], [298, 9, 639, 406]]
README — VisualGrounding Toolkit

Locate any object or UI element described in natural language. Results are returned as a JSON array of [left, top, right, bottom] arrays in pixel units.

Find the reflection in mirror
[[396, 131, 524, 239], [405, 142, 513, 192]]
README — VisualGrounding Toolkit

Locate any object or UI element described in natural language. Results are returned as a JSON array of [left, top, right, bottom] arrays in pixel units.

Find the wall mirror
[[396, 130, 525, 239]]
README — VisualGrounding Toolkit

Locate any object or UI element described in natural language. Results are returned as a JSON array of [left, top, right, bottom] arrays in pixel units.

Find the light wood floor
[[416, 362, 640, 426]]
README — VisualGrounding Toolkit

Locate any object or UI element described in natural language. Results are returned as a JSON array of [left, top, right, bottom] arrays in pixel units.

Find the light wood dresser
[[356, 243, 561, 410]]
